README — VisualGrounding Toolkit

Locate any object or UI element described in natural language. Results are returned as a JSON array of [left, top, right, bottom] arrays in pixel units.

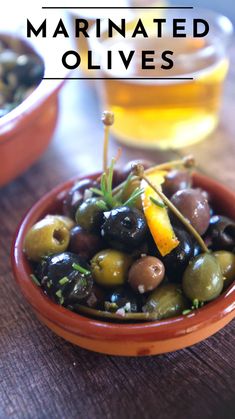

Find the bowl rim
[[11, 172, 235, 341]]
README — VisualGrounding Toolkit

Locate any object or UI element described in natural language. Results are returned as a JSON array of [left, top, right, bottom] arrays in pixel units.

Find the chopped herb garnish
[[192, 298, 199, 309], [123, 187, 144, 207], [150, 196, 166, 208], [30, 274, 40, 287], [72, 263, 91, 276], [59, 276, 69, 285], [182, 309, 192, 315], [56, 289, 63, 299], [89, 187, 104, 196]]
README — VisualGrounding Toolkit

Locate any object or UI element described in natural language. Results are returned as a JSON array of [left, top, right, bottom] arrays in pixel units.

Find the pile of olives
[[24, 158, 235, 322], [0, 37, 44, 118]]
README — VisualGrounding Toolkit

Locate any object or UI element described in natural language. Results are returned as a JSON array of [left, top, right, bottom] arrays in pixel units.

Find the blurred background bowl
[[0, 28, 68, 187]]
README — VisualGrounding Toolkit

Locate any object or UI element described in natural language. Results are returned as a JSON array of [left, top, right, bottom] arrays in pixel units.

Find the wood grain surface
[[0, 46, 235, 419]]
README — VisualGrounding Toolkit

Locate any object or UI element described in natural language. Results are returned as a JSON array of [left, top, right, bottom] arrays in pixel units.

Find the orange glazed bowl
[[0, 30, 67, 187], [12, 172, 235, 356]]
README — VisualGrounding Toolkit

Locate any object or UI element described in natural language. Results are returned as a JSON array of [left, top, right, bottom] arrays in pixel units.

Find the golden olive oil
[[99, 37, 228, 149]]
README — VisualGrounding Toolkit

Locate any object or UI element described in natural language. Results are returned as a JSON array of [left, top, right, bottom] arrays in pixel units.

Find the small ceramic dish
[[12, 172, 235, 356], [0, 29, 68, 187]]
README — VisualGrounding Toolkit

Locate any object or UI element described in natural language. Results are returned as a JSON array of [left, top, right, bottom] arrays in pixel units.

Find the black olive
[[62, 270, 93, 305], [36, 252, 85, 282], [37, 252, 93, 305], [101, 206, 147, 252], [104, 286, 142, 313], [207, 215, 235, 251], [162, 227, 195, 282]]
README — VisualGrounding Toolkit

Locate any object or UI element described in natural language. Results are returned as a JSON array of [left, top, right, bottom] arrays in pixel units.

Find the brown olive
[[162, 169, 192, 198], [128, 256, 165, 293], [69, 225, 104, 260], [213, 251, 235, 289], [171, 188, 210, 235], [24, 218, 70, 262]]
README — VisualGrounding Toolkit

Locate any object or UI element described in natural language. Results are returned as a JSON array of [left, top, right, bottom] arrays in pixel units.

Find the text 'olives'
[[101, 206, 147, 252], [128, 256, 165, 294]]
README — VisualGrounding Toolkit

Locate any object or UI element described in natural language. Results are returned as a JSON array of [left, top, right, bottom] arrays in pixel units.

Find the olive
[[182, 253, 223, 302], [63, 178, 98, 218], [101, 206, 147, 252], [171, 188, 210, 235], [207, 215, 235, 251], [91, 249, 132, 288], [162, 227, 195, 282], [24, 218, 70, 262], [6, 54, 44, 87], [104, 286, 142, 313], [39, 253, 93, 306], [36, 252, 87, 283], [75, 198, 104, 232], [121, 178, 142, 210], [117, 159, 155, 184], [213, 251, 235, 289], [69, 225, 104, 260], [85, 285, 106, 309], [128, 256, 165, 293], [142, 284, 189, 319], [62, 270, 93, 306], [162, 169, 192, 198], [45, 215, 75, 230]]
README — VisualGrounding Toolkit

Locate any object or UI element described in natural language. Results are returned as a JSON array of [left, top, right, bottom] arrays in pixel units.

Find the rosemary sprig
[[72, 263, 91, 276], [123, 187, 144, 207]]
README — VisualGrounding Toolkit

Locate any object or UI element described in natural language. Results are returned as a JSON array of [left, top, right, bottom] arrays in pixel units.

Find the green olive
[[121, 178, 142, 210], [75, 198, 103, 232], [45, 215, 75, 230], [142, 284, 189, 319], [182, 253, 223, 302], [91, 249, 132, 288], [213, 251, 235, 289], [24, 218, 70, 262]]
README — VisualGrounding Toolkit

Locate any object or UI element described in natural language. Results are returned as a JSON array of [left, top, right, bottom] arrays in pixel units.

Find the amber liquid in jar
[[99, 36, 228, 149]]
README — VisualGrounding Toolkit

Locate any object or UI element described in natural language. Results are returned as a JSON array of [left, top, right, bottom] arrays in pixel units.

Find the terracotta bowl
[[0, 30, 68, 187], [12, 172, 235, 356]]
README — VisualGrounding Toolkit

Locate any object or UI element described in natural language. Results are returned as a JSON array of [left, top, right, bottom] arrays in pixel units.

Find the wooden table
[[0, 49, 235, 419]]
